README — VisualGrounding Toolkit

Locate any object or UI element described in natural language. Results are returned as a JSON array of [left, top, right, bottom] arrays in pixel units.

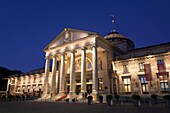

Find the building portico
[[42, 28, 113, 100]]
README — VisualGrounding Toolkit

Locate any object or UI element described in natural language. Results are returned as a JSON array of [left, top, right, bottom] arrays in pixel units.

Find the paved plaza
[[0, 101, 169, 113]]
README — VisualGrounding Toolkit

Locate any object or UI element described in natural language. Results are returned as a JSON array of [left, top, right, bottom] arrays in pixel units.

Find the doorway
[[87, 84, 92, 95], [76, 85, 81, 95], [112, 78, 118, 94]]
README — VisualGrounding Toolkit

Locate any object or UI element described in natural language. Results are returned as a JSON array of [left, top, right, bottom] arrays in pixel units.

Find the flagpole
[[110, 14, 115, 32]]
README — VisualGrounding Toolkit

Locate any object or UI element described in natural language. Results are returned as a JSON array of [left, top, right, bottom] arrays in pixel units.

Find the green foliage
[[132, 94, 140, 99], [151, 94, 157, 99], [163, 95, 170, 100], [0, 66, 22, 91], [87, 95, 93, 100], [114, 94, 119, 99], [106, 94, 112, 100], [0, 67, 22, 78], [98, 95, 103, 99]]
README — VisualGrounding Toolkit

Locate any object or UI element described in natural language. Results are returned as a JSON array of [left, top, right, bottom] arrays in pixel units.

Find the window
[[159, 71, 169, 93], [18, 78, 21, 84], [160, 81, 169, 93], [122, 77, 131, 94], [23, 77, 25, 84], [33, 75, 36, 83], [28, 76, 31, 84], [157, 59, 164, 64], [139, 62, 144, 71], [98, 78, 104, 91], [76, 80, 81, 83], [138, 75, 148, 94], [157, 59, 166, 80], [39, 75, 42, 83], [139, 76, 147, 83], [123, 65, 129, 73]]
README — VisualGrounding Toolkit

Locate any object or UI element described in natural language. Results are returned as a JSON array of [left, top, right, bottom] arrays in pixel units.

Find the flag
[[112, 18, 114, 25], [110, 14, 114, 25], [157, 63, 166, 80], [144, 64, 152, 81]]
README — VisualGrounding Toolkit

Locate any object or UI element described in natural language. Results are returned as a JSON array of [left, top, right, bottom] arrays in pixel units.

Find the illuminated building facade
[[7, 28, 170, 101]]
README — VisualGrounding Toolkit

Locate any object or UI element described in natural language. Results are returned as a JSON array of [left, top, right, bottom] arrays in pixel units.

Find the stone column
[[81, 48, 86, 93], [59, 53, 65, 94], [50, 54, 57, 96], [14, 77, 18, 93], [69, 51, 76, 95], [6, 78, 10, 93], [43, 56, 50, 95], [92, 45, 98, 97]]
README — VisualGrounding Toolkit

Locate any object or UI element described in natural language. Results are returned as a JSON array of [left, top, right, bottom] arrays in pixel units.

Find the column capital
[[70, 49, 76, 53], [81, 47, 87, 50], [45, 55, 50, 59], [52, 54, 57, 58], [92, 44, 98, 48], [60, 52, 66, 55]]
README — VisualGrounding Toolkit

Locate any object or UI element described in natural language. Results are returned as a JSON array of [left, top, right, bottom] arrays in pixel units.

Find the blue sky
[[0, 0, 170, 72]]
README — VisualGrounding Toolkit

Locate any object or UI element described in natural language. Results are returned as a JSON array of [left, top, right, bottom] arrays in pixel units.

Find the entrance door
[[67, 86, 70, 94], [87, 84, 92, 94], [76, 85, 81, 95], [112, 78, 117, 94]]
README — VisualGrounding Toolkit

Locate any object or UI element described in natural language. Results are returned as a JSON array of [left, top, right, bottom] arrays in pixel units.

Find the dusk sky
[[0, 0, 170, 72]]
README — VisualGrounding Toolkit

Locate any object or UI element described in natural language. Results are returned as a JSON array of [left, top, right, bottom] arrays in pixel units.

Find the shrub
[[98, 95, 103, 99], [65, 98, 69, 102], [106, 94, 112, 101], [87, 95, 93, 100], [163, 95, 170, 100], [114, 94, 119, 99], [132, 94, 140, 100], [151, 94, 157, 99]]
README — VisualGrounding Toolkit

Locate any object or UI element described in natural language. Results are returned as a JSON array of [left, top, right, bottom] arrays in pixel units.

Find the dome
[[104, 31, 135, 52], [104, 32, 128, 39]]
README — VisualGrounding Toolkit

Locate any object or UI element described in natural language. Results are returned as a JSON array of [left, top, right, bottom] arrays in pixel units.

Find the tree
[[0, 67, 22, 91]]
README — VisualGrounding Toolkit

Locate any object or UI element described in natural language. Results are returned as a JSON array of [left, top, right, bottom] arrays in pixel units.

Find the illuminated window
[[122, 77, 131, 94], [98, 78, 104, 91], [28, 76, 31, 84], [157, 59, 164, 64], [23, 77, 25, 84], [75, 57, 92, 72], [18, 78, 21, 84], [139, 62, 144, 71], [160, 82, 169, 93], [33, 75, 36, 83], [39, 75, 42, 83], [138, 75, 148, 94], [76, 80, 81, 83], [123, 65, 129, 74]]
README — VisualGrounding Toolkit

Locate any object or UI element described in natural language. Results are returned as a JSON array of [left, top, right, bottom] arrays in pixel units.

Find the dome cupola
[[104, 31, 135, 52]]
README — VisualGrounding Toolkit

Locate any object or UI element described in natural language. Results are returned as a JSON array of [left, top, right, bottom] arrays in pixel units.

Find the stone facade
[[6, 28, 170, 101]]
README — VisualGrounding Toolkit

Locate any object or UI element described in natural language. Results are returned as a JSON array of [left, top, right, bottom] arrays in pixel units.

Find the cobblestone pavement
[[0, 101, 169, 113]]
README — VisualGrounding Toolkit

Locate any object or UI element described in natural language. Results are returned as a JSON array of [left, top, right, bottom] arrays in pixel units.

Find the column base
[[58, 91, 65, 96], [79, 91, 88, 99], [50, 92, 56, 97], [41, 93, 51, 99], [91, 90, 99, 101], [68, 92, 77, 97]]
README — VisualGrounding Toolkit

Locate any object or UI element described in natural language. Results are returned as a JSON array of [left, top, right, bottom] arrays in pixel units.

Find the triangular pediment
[[44, 28, 97, 51]]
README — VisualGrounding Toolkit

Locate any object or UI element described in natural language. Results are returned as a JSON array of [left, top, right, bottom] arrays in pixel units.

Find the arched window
[[75, 57, 92, 72]]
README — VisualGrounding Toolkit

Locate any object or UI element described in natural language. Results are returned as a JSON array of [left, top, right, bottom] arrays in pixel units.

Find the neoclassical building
[[7, 28, 170, 101]]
